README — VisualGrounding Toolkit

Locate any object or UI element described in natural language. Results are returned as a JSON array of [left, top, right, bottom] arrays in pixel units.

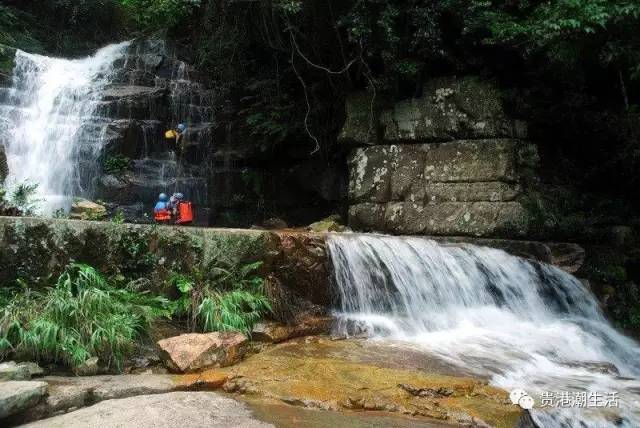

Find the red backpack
[[176, 201, 194, 224]]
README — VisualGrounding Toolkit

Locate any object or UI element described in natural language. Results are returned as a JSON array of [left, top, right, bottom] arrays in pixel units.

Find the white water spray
[[328, 234, 640, 427], [0, 42, 130, 213]]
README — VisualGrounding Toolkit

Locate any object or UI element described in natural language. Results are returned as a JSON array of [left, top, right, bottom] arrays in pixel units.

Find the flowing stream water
[[328, 234, 640, 427], [0, 42, 130, 213]]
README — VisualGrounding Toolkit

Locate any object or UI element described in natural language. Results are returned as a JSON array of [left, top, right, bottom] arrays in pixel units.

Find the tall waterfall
[[328, 234, 640, 427], [0, 42, 130, 213]]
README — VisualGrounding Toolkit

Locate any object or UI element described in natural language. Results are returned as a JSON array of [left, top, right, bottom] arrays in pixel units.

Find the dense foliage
[[0, 1, 126, 55], [170, 260, 271, 335], [0, 264, 171, 371], [0, 259, 271, 370]]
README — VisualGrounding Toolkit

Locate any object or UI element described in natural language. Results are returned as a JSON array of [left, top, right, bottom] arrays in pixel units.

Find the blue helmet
[[176, 123, 186, 133], [159, 193, 168, 202]]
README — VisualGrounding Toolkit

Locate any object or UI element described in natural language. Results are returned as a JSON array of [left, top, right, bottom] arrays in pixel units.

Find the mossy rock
[[0, 43, 16, 84]]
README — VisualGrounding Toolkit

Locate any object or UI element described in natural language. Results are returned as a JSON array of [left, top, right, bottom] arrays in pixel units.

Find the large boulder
[[0, 362, 31, 381], [338, 91, 385, 146], [0, 362, 43, 381], [0, 380, 47, 419], [348, 140, 534, 204], [12, 372, 238, 424], [157, 332, 249, 373], [380, 77, 527, 142], [70, 199, 107, 220]]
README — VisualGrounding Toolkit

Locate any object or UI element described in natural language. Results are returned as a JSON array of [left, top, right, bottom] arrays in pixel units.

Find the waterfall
[[0, 42, 130, 214], [328, 234, 640, 428]]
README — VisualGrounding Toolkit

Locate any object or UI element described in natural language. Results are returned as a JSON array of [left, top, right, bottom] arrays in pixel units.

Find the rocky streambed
[[2, 337, 529, 428]]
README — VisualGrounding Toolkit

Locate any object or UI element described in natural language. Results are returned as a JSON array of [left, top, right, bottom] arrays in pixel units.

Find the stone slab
[[0, 380, 47, 419], [350, 201, 529, 237], [18, 392, 273, 428]]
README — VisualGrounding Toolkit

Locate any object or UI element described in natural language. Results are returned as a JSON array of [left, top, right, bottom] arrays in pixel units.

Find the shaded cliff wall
[[340, 77, 538, 238]]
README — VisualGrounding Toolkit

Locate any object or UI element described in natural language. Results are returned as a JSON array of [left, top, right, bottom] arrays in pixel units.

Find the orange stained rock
[[173, 369, 228, 390]]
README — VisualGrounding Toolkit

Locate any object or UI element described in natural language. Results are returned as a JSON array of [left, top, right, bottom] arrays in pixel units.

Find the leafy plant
[[103, 154, 132, 176], [117, 230, 157, 276], [0, 182, 41, 216], [169, 260, 271, 335], [0, 264, 171, 371], [110, 209, 126, 224], [119, 0, 202, 31]]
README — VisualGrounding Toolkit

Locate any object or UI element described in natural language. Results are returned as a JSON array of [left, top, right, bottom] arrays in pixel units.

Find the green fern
[[170, 260, 271, 335], [1, 264, 172, 371]]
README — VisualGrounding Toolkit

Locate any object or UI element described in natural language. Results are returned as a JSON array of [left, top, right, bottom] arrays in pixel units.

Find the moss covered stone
[[0, 217, 331, 323]]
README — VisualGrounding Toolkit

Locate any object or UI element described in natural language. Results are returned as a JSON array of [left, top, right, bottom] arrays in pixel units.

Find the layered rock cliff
[[340, 77, 538, 238]]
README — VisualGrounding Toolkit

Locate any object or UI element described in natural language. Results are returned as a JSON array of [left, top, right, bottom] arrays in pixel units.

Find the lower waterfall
[[328, 234, 640, 427]]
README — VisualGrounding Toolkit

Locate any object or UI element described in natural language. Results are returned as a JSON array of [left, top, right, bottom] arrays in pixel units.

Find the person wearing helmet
[[154, 193, 168, 212], [164, 123, 187, 154], [153, 193, 171, 223], [175, 123, 187, 153], [168, 192, 184, 219]]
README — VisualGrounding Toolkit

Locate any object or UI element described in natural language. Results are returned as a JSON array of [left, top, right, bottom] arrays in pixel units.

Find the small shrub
[[110, 209, 126, 224], [117, 230, 157, 276], [103, 155, 132, 176]]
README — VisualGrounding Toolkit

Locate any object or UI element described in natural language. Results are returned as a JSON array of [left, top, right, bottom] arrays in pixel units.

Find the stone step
[[349, 201, 529, 238]]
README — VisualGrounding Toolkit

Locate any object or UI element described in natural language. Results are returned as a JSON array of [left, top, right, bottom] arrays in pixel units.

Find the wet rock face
[[0, 44, 16, 86], [341, 77, 537, 238], [0, 143, 6, 181], [93, 38, 214, 224]]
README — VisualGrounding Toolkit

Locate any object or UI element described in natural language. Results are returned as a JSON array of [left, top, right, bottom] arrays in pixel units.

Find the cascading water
[[328, 234, 640, 427], [0, 42, 130, 214]]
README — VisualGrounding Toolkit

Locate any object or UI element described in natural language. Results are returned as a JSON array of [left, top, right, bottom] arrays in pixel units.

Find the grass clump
[[170, 260, 271, 336], [0, 263, 172, 371]]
